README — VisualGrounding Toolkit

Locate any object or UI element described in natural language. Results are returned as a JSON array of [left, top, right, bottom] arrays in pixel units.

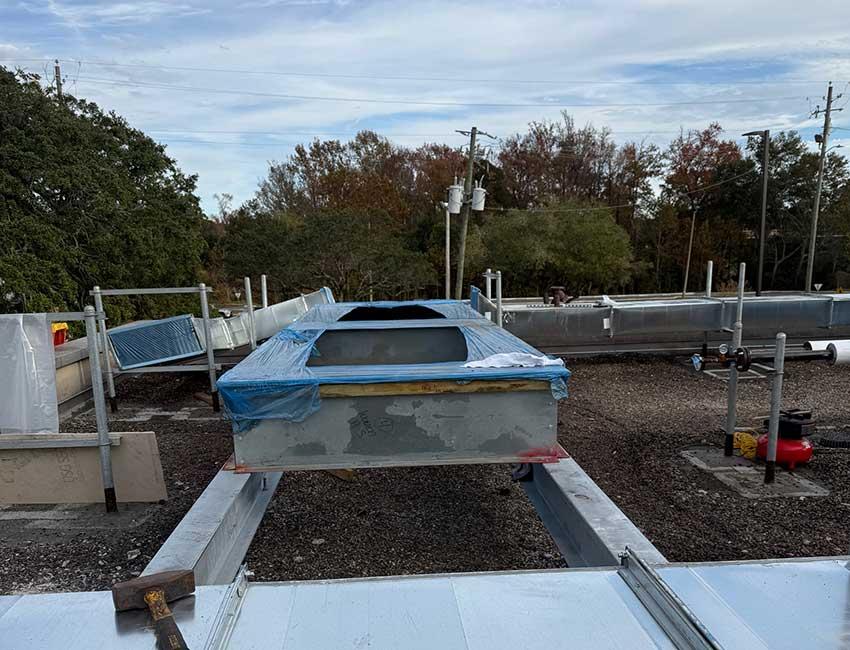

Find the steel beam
[[143, 468, 281, 585], [523, 457, 666, 567]]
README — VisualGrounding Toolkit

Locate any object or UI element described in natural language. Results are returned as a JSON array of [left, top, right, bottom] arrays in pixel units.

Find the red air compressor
[[756, 409, 814, 470]]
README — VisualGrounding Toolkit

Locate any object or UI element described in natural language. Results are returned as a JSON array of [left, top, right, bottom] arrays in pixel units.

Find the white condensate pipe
[[804, 340, 830, 351], [827, 340, 850, 365]]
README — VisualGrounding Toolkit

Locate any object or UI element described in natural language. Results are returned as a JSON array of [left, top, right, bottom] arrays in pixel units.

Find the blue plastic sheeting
[[108, 315, 203, 370], [300, 299, 484, 323], [218, 301, 570, 431]]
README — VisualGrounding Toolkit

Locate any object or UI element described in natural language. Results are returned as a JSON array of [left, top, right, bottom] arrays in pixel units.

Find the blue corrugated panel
[[108, 314, 202, 369]]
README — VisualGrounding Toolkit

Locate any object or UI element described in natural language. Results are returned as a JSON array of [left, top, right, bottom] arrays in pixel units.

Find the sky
[[2, 0, 850, 213]]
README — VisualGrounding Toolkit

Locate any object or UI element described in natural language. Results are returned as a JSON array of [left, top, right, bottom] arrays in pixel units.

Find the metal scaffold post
[[724, 262, 746, 457], [260, 274, 269, 309], [84, 306, 118, 513], [198, 283, 220, 412], [91, 286, 118, 412], [765, 332, 787, 484], [244, 276, 256, 351]]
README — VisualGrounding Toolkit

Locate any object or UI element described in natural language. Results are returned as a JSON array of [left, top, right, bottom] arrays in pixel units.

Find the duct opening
[[307, 327, 468, 366], [338, 305, 446, 321]]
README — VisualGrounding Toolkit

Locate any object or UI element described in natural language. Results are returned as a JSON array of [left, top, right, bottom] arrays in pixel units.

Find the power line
[[0, 57, 838, 87], [146, 129, 468, 137], [70, 75, 805, 109]]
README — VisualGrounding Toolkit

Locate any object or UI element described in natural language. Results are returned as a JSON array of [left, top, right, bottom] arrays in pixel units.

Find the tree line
[[2, 66, 848, 324]]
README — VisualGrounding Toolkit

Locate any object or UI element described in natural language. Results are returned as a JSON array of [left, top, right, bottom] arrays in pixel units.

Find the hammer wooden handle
[[153, 614, 190, 650], [145, 589, 190, 650]]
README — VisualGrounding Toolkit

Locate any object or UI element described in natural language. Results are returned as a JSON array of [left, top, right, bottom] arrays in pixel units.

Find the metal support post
[[260, 274, 268, 309], [705, 260, 713, 298], [91, 286, 118, 412], [445, 205, 451, 300], [495, 271, 503, 328], [199, 283, 220, 412], [84, 306, 118, 513], [485, 267, 492, 299], [765, 332, 786, 484], [724, 262, 746, 456], [244, 277, 256, 351]]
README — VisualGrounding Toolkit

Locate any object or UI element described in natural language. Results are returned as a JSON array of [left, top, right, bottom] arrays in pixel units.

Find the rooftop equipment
[[217, 300, 569, 471]]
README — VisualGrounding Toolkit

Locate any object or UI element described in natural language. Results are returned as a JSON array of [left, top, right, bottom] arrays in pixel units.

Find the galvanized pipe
[[705, 260, 713, 298], [260, 274, 268, 309], [198, 283, 220, 412], [764, 332, 786, 484], [84, 306, 117, 513], [91, 286, 118, 412], [485, 267, 492, 299], [724, 263, 746, 456], [496, 271, 503, 328], [244, 277, 256, 351], [445, 205, 451, 300]]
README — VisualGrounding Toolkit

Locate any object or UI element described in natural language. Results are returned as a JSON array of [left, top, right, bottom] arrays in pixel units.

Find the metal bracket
[[203, 565, 251, 650], [618, 547, 723, 650]]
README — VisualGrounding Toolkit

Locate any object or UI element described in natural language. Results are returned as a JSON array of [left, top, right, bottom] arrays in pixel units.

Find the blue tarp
[[217, 300, 570, 431], [108, 314, 202, 370]]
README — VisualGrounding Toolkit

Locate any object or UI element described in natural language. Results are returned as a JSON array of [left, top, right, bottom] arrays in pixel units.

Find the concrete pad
[[113, 407, 220, 423], [0, 432, 167, 504], [681, 447, 828, 499], [0, 503, 155, 544]]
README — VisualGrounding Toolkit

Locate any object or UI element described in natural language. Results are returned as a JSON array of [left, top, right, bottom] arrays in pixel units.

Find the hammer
[[112, 569, 195, 650]]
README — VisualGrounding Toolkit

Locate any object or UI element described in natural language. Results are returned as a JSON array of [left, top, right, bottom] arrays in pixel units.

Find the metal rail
[[619, 548, 724, 650], [90, 284, 220, 412]]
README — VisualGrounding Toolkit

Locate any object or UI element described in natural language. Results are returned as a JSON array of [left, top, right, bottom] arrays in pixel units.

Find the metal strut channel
[[203, 566, 251, 650], [618, 548, 724, 650]]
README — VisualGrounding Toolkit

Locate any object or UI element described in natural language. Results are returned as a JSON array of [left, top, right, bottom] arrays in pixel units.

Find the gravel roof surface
[[2, 356, 847, 594], [0, 375, 232, 594], [560, 356, 850, 561]]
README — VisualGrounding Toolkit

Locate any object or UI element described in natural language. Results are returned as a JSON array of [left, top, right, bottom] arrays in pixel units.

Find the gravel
[[560, 356, 850, 561], [0, 375, 232, 594], [2, 357, 848, 593]]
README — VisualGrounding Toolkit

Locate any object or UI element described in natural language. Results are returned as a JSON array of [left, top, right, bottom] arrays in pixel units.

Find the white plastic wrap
[[0, 314, 59, 433]]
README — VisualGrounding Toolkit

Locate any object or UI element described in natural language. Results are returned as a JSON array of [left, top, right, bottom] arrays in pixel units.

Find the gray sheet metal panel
[[0, 585, 230, 649], [4, 559, 850, 648], [503, 294, 850, 352], [229, 571, 674, 650], [660, 559, 850, 650], [523, 458, 667, 567], [232, 390, 558, 471], [144, 469, 281, 585]]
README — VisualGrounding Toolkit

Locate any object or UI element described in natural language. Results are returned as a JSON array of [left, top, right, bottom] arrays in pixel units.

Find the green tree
[[0, 67, 205, 320], [482, 203, 633, 296]]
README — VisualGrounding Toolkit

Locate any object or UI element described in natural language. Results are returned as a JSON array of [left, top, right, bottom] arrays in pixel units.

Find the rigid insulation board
[[107, 315, 203, 370], [217, 300, 570, 471]]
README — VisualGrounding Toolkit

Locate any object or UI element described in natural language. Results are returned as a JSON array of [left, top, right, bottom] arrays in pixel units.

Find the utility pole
[[743, 130, 770, 295], [805, 82, 842, 291], [53, 59, 62, 97], [454, 127, 477, 300]]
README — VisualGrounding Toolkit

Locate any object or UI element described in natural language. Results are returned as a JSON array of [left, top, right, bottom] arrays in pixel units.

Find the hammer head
[[112, 570, 195, 612]]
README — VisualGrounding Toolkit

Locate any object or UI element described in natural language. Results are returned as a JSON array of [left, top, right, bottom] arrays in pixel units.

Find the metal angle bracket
[[618, 548, 724, 650], [203, 565, 252, 650]]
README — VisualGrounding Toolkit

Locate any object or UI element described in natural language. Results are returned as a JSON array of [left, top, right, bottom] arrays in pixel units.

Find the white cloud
[[5, 0, 850, 210], [39, 1, 210, 27]]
